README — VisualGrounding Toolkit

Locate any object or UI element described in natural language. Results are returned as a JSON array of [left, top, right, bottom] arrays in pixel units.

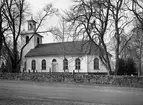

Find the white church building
[[20, 18, 111, 74]]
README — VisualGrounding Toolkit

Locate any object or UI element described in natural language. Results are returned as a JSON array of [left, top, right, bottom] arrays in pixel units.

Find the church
[[20, 18, 111, 74]]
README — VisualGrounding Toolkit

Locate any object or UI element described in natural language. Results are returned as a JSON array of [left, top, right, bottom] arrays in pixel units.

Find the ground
[[0, 80, 143, 105]]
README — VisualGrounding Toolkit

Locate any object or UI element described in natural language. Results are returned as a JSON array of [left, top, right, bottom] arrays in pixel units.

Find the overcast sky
[[28, 0, 72, 13], [26, 0, 73, 43]]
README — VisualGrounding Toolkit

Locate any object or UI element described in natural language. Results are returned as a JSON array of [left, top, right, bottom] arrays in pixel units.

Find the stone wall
[[0, 72, 143, 88]]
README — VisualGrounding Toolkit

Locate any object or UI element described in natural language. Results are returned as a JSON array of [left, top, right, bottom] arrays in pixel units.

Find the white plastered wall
[[87, 55, 108, 73], [25, 55, 88, 73], [20, 33, 42, 72]]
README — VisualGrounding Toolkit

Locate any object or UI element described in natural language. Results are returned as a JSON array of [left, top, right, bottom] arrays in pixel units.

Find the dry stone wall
[[0, 72, 143, 88]]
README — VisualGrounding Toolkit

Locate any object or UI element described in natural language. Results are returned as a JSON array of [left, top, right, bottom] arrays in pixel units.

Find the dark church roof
[[25, 40, 103, 57]]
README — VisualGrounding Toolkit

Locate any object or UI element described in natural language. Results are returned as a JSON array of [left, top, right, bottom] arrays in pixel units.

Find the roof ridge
[[40, 40, 90, 45]]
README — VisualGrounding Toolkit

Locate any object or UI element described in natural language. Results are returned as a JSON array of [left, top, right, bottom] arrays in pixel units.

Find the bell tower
[[27, 17, 37, 31], [20, 17, 43, 72]]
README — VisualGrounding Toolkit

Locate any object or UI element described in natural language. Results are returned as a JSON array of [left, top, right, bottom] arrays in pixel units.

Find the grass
[[0, 97, 111, 105]]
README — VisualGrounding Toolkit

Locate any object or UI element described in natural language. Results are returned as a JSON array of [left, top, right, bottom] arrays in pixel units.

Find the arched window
[[26, 36, 29, 43], [37, 37, 40, 44], [31, 60, 36, 70], [52, 59, 57, 62], [94, 58, 99, 70], [63, 58, 68, 70], [42, 59, 46, 70], [75, 58, 80, 70]]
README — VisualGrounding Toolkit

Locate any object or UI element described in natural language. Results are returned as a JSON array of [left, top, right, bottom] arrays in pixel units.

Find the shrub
[[117, 58, 126, 75], [117, 58, 137, 75], [125, 58, 137, 75]]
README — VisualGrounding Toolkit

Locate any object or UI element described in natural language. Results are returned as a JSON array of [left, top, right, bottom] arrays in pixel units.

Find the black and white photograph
[[0, 0, 143, 105]]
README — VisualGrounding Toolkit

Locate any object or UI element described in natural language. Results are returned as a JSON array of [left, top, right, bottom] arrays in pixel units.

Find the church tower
[[20, 17, 43, 72], [27, 17, 36, 31]]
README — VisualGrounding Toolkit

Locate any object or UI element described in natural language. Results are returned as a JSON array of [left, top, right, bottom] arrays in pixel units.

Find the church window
[[42, 59, 46, 70], [94, 58, 99, 70], [75, 58, 80, 70], [31, 60, 36, 70], [37, 37, 40, 44], [52, 59, 57, 62], [26, 36, 29, 43], [63, 58, 68, 70]]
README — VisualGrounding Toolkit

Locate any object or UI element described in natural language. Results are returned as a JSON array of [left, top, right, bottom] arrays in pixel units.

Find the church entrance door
[[52, 59, 58, 72]]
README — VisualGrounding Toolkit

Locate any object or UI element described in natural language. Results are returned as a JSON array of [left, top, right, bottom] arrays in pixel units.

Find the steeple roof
[[27, 16, 37, 23]]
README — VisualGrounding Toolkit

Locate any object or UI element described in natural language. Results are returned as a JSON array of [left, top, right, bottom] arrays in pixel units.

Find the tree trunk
[[11, 41, 20, 73], [102, 41, 112, 75], [115, 42, 120, 75], [115, 54, 119, 75], [12, 62, 18, 73], [139, 60, 141, 76], [0, 32, 2, 56], [0, 16, 2, 57], [11, 58, 20, 73], [115, 21, 120, 75], [107, 59, 112, 75], [138, 48, 142, 76]]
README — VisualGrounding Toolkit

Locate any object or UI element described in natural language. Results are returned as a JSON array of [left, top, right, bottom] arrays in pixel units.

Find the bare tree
[[20, 4, 58, 62], [132, 28, 143, 76], [65, 0, 112, 74], [122, 27, 143, 76], [0, 0, 3, 56], [0, 0, 9, 60], [1, 0, 58, 72], [50, 18, 85, 72], [123, 0, 143, 76], [131, 0, 143, 30], [109, 0, 134, 75], [50, 18, 70, 42], [0, 39, 13, 72]]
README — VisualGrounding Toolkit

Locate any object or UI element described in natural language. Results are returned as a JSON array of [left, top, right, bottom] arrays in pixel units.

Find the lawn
[[0, 97, 109, 105], [0, 80, 142, 105]]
